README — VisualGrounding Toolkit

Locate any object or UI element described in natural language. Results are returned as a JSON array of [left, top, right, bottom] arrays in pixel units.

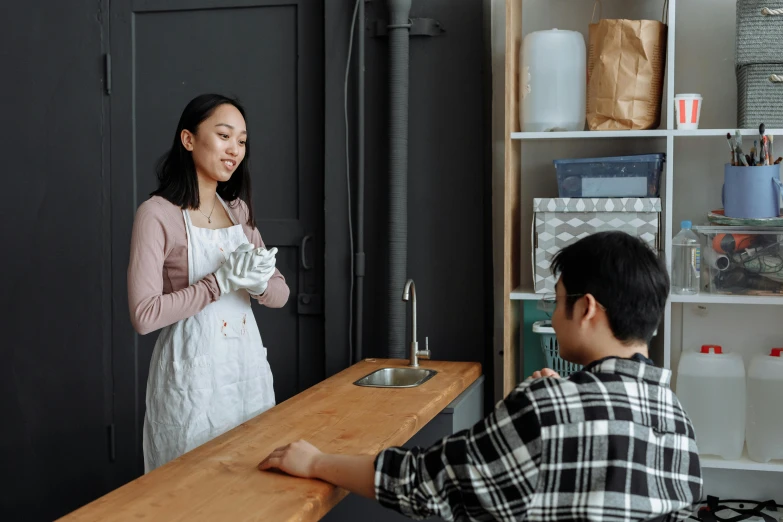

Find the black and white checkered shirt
[[374, 354, 703, 521]]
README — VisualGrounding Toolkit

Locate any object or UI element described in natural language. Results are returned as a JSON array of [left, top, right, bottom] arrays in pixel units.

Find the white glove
[[214, 243, 274, 295], [246, 248, 278, 296]]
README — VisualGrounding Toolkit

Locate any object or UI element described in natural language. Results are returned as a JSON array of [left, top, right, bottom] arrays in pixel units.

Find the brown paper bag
[[586, 0, 668, 130]]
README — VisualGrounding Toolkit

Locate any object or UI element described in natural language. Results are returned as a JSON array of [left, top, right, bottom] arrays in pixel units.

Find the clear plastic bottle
[[672, 220, 701, 295]]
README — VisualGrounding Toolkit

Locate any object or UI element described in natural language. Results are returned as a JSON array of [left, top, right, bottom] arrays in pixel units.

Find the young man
[[259, 231, 703, 521]]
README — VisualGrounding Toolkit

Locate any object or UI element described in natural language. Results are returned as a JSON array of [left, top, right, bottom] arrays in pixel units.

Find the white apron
[[142, 199, 275, 473]]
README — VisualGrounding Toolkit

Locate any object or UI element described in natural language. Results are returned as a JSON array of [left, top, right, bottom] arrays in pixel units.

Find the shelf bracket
[[367, 18, 445, 38]]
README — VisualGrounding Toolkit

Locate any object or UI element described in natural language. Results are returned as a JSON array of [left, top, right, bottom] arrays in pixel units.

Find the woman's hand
[[528, 368, 561, 380], [258, 440, 323, 478], [246, 247, 278, 296], [214, 243, 271, 295]]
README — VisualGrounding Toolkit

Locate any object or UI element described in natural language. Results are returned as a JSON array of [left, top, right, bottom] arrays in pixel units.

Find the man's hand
[[258, 442, 377, 499], [258, 440, 322, 478], [528, 368, 561, 380]]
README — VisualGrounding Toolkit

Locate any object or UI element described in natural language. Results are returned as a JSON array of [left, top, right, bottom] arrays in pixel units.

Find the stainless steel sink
[[354, 367, 437, 388]]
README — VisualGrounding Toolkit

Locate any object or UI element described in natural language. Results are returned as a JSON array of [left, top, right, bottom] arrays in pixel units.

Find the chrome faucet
[[402, 279, 430, 367]]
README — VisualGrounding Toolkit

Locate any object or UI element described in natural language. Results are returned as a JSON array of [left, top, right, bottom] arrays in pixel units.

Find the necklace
[[198, 195, 218, 223]]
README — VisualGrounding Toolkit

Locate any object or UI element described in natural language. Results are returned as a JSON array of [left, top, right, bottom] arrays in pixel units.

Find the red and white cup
[[675, 93, 703, 130]]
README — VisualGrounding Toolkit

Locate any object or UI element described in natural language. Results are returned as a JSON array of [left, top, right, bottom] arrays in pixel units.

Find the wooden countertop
[[60, 358, 482, 522]]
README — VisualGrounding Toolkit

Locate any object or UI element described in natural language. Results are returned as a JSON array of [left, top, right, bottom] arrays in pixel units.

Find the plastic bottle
[[672, 221, 700, 295]]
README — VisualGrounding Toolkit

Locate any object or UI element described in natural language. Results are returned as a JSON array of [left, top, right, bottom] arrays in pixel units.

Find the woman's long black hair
[[152, 93, 256, 228]]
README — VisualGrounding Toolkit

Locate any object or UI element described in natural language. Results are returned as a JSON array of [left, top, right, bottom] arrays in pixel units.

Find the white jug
[[675, 345, 746, 460], [519, 29, 586, 132], [746, 348, 783, 463]]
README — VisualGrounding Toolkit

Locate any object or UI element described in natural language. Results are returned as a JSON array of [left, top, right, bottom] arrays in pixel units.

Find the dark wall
[[362, 0, 491, 367], [0, 0, 112, 519], [0, 0, 490, 520]]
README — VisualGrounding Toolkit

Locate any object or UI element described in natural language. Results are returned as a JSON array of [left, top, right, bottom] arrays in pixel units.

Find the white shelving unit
[[501, 0, 783, 502]]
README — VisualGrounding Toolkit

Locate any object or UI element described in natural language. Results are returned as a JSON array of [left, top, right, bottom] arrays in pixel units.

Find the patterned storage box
[[533, 198, 662, 293]]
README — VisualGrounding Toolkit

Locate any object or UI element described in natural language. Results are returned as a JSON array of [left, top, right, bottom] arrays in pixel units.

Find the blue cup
[[722, 163, 783, 219]]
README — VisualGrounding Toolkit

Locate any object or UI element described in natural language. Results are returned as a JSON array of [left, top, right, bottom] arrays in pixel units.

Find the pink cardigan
[[128, 196, 290, 335]]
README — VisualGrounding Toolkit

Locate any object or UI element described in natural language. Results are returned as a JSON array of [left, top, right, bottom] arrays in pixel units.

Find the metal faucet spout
[[402, 279, 429, 367]]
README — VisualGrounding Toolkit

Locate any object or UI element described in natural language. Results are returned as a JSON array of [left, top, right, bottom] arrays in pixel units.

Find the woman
[[128, 93, 289, 472]]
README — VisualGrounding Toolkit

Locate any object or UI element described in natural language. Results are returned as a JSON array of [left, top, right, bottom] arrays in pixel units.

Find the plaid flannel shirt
[[374, 354, 703, 521]]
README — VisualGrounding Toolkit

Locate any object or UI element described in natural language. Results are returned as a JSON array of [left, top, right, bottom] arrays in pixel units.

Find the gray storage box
[[736, 0, 783, 67], [533, 198, 662, 293], [737, 64, 783, 128]]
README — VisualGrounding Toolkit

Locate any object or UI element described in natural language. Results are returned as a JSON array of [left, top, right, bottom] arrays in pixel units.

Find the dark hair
[[151, 93, 255, 228], [551, 231, 669, 344]]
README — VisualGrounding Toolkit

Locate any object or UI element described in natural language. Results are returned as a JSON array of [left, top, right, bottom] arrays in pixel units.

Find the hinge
[[104, 53, 112, 95], [107, 424, 116, 462]]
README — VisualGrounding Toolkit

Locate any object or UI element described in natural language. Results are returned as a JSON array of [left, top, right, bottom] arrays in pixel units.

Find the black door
[[109, 0, 324, 483], [0, 2, 113, 519]]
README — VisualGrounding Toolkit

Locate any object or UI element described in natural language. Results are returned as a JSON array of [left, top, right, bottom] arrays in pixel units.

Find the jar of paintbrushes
[[724, 124, 783, 219]]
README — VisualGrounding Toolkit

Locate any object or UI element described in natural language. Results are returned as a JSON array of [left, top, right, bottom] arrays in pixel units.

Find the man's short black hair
[[550, 231, 669, 344]]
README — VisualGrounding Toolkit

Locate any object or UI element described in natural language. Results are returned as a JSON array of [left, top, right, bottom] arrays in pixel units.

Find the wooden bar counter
[[60, 358, 482, 522]]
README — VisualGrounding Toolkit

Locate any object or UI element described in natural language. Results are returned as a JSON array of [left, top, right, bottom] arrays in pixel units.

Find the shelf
[[510, 287, 544, 300], [701, 449, 783, 473], [673, 128, 783, 137], [516, 290, 783, 304], [670, 294, 783, 305], [510, 129, 783, 141], [511, 130, 668, 140]]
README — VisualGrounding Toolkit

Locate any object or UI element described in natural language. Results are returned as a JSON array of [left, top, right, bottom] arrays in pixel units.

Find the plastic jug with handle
[[746, 348, 783, 463], [519, 29, 586, 132], [675, 345, 746, 460]]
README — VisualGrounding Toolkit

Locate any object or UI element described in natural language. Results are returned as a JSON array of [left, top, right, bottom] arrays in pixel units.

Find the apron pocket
[[148, 354, 214, 428]]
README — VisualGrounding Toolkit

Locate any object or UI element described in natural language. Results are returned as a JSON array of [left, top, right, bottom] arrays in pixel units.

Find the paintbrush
[[760, 123, 769, 165], [727, 132, 736, 165], [735, 130, 749, 166], [771, 135, 775, 164]]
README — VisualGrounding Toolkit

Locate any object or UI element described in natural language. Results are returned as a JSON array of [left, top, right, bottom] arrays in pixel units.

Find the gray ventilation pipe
[[354, 0, 366, 363], [387, 0, 412, 359]]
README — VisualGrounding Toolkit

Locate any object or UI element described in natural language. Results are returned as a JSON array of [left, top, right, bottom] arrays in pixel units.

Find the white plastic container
[[746, 348, 783, 463], [675, 345, 746, 460], [519, 29, 586, 132]]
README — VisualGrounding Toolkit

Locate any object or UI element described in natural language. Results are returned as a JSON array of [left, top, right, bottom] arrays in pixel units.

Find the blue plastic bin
[[553, 153, 665, 198]]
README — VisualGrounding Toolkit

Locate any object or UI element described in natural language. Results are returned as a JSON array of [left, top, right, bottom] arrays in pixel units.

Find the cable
[[344, 0, 360, 365]]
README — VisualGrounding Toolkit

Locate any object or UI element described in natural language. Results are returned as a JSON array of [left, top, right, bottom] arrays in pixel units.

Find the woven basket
[[736, 0, 783, 67], [737, 64, 783, 128]]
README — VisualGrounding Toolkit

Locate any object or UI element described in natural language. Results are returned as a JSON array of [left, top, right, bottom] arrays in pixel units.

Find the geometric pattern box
[[533, 198, 662, 293]]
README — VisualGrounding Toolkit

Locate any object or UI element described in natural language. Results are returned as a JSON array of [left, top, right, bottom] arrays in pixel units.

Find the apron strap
[[182, 208, 196, 285], [216, 195, 240, 226]]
